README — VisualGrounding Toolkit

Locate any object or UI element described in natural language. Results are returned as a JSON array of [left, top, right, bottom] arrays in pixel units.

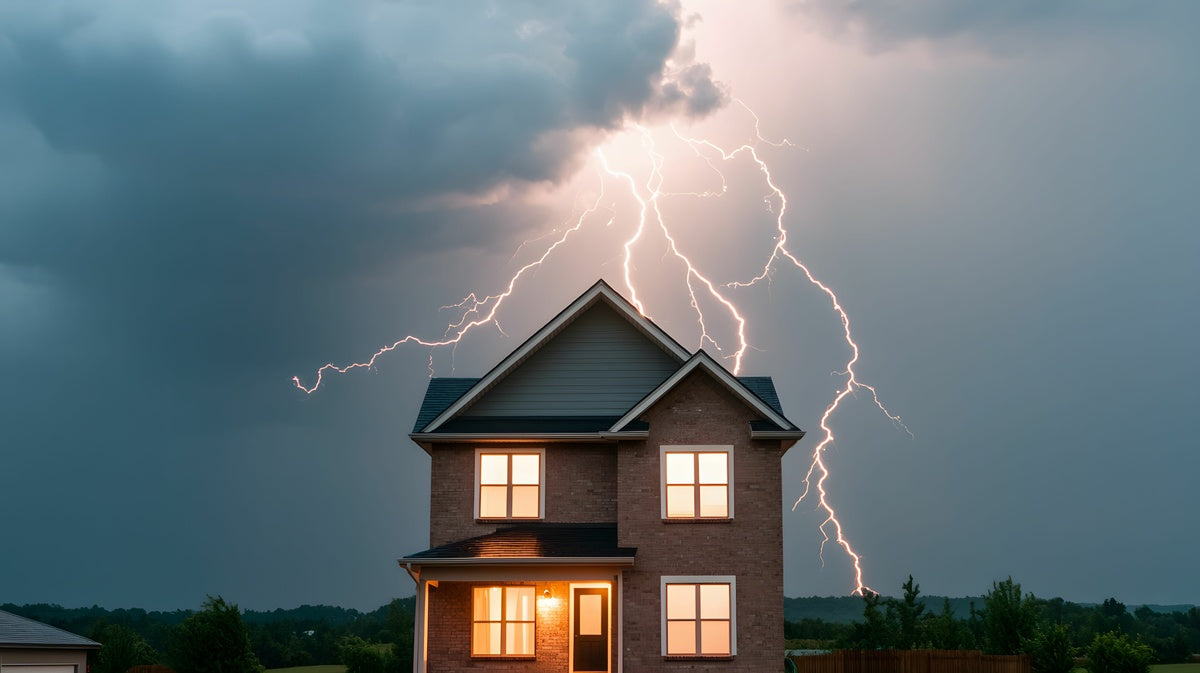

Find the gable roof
[[0, 610, 101, 649], [608, 351, 799, 433], [410, 279, 803, 444], [401, 523, 635, 565], [419, 280, 690, 433]]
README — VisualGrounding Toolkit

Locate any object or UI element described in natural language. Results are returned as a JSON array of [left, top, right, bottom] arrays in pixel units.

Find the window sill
[[663, 655, 735, 661], [476, 518, 543, 524], [471, 655, 536, 661], [662, 517, 733, 524]]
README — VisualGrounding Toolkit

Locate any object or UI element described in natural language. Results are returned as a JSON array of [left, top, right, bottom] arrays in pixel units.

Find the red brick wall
[[426, 580, 614, 673], [617, 371, 785, 672], [428, 443, 617, 547]]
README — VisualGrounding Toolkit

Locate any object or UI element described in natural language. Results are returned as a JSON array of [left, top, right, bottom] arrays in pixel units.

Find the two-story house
[[401, 280, 804, 673]]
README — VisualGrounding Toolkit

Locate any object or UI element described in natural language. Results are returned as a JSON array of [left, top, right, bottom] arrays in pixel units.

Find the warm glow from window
[[664, 451, 729, 518], [664, 582, 731, 656], [473, 586, 535, 656], [579, 594, 602, 636], [477, 452, 541, 519]]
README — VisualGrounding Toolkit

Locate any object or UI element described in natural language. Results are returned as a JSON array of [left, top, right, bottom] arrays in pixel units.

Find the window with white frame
[[476, 450, 543, 519], [661, 446, 732, 519], [661, 576, 735, 657], [472, 586, 536, 656]]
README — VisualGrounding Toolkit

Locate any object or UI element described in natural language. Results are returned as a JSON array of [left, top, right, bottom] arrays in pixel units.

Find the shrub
[[339, 636, 389, 673], [1029, 624, 1075, 673], [1087, 631, 1154, 673]]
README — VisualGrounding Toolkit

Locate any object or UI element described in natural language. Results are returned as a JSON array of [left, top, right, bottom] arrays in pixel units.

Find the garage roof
[[0, 610, 100, 649]]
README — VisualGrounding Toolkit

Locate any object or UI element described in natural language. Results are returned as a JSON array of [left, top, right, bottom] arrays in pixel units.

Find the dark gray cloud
[[0, 1, 724, 610], [0, 2, 722, 268]]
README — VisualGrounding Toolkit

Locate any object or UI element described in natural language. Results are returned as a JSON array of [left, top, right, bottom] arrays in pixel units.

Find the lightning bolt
[[292, 104, 909, 597], [665, 112, 911, 595], [291, 181, 608, 394]]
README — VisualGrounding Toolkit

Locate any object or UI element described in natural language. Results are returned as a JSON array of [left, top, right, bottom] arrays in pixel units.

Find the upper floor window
[[476, 450, 544, 519], [473, 586, 535, 656], [661, 446, 732, 519], [661, 576, 736, 657]]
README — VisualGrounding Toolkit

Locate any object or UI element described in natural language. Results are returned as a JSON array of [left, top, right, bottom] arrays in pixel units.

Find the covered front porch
[[401, 524, 636, 673]]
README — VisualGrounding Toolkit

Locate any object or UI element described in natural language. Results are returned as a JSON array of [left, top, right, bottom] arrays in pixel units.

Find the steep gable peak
[[609, 350, 801, 435], [420, 280, 689, 433]]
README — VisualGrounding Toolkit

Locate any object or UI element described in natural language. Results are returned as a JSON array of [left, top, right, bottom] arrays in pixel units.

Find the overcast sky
[[2, 1, 1197, 612]]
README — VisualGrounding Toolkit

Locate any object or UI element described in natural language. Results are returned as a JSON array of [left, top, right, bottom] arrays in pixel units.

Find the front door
[[572, 587, 609, 672]]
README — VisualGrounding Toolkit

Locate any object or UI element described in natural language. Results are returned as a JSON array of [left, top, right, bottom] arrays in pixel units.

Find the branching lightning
[[292, 103, 909, 596]]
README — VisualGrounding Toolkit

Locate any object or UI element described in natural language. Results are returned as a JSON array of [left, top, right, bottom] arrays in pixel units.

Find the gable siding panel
[[466, 305, 681, 417]]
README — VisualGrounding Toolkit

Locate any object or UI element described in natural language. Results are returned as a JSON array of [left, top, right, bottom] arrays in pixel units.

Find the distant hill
[[783, 596, 1197, 624], [784, 595, 985, 623]]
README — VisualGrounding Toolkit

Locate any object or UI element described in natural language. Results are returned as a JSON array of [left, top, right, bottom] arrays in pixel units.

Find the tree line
[[3, 597, 414, 673], [785, 576, 1200, 673]]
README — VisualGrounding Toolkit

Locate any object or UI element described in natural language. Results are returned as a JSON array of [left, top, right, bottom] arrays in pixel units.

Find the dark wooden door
[[573, 588, 608, 672]]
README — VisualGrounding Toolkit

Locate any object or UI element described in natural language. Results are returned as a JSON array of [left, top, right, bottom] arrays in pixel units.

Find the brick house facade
[[403, 281, 803, 673]]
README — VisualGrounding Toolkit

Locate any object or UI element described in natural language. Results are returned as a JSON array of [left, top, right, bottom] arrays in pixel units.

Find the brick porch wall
[[616, 371, 786, 672], [424, 580, 617, 673]]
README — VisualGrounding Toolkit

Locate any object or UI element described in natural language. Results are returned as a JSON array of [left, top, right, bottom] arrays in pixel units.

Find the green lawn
[[1151, 665, 1200, 673], [264, 665, 346, 673]]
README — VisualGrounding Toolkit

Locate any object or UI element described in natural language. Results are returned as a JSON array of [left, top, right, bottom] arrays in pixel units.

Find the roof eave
[[410, 431, 648, 444], [400, 556, 636, 567], [0, 642, 102, 650]]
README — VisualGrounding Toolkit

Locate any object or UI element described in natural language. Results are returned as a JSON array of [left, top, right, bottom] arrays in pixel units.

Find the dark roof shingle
[[0, 610, 101, 648], [403, 523, 635, 561], [413, 376, 787, 434], [412, 378, 478, 432]]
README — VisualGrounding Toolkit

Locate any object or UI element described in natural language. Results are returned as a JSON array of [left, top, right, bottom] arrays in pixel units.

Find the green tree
[[383, 598, 414, 673], [981, 577, 1039, 654], [1029, 624, 1075, 673], [90, 623, 158, 673], [338, 636, 387, 673], [886, 575, 926, 649], [845, 590, 894, 649], [168, 596, 264, 673], [926, 598, 970, 650], [1087, 631, 1154, 673]]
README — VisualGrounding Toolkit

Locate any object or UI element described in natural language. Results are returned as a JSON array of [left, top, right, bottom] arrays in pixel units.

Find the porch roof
[[401, 523, 635, 565]]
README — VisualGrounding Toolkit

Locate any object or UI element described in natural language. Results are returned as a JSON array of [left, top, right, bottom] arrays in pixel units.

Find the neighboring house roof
[[409, 279, 803, 444], [402, 523, 636, 565], [0, 610, 101, 649]]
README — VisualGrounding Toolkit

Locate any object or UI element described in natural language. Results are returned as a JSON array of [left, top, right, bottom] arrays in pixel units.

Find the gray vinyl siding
[[466, 304, 682, 417]]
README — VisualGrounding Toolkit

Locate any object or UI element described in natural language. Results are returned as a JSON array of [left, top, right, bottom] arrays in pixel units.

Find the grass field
[[264, 665, 346, 673], [1150, 665, 1200, 673]]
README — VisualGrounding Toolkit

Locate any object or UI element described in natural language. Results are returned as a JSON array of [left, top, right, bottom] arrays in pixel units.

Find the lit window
[[662, 577, 735, 657], [477, 451, 542, 519], [662, 447, 731, 519], [473, 586, 536, 656]]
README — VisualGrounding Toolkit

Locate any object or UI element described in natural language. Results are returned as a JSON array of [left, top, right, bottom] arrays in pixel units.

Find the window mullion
[[500, 587, 508, 655], [506, 455, 513, 518]]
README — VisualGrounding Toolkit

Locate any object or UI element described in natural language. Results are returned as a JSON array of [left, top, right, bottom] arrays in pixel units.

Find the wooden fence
[[789, 649, 1031, 673]]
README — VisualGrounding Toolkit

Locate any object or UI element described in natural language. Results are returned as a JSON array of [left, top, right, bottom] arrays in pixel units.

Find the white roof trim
[[608, 352, 796, 432], [421, 280, 690, 433]]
